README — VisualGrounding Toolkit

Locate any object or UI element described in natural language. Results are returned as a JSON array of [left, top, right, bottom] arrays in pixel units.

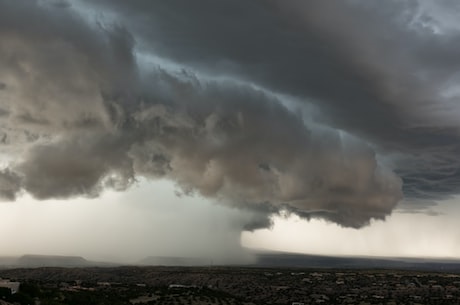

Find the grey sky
[[0, 179, 258, 263]]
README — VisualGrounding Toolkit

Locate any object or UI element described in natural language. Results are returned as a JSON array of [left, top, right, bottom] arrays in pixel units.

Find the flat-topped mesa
[[17, 255, 88, 267]]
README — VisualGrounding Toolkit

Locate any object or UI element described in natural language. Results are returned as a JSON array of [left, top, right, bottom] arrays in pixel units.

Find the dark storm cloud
[[0, 0, 137, 131], [93, 0, 456, 127], [1, 0, 459, 228], [83, 0, 460, 204], [0, 169, 21, 201], [84, 0, 407, 139], [125, 74, 402, 227], [16, 132, 135, 199]]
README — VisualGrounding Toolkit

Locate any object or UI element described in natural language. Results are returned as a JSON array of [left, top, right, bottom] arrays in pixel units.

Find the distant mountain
[[0, 255, 120, 269], [3, 251, 460, 272], [251, 250, 460, 272], [139, 256, 212, 266], [136, 251, 460, 272], [0, 257, 19, 268], [16, 255, 90, 267]]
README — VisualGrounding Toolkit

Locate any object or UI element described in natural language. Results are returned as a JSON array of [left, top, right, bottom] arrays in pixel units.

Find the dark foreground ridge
[[2, 266, 460, 304]]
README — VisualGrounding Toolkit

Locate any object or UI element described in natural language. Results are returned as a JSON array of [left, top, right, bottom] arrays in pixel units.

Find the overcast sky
[[2, 0, 460, 263]]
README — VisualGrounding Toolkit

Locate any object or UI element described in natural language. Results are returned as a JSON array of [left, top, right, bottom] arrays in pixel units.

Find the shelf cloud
[[1, 0, 460, 229]]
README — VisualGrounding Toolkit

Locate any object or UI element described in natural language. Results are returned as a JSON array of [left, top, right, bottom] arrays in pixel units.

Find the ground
[[1, 266, 460, 304]]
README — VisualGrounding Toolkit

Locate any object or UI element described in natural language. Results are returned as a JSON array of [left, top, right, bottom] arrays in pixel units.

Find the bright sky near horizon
[[2, 0, 460, 262], [1, 179, 460, 263]]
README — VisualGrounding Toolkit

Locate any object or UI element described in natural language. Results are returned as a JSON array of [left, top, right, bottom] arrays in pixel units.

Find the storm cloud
[[1, 0, 459, 229]]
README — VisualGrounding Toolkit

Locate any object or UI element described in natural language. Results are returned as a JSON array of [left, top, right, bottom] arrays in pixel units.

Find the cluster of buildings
[[4, 267, 460, 304], [0, 279, 20, 294], [198, 269, 460, 304]]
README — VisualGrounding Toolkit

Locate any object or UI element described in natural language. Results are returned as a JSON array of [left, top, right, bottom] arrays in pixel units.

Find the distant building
[[0, 279, 20, 294], [168, 284, 196, 289]]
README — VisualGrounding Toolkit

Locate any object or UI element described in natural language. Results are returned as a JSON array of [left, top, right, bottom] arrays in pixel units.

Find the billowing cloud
[[2, 0, 460, 230], [0, 169, 21, 201], [125, 75, 402, 228]]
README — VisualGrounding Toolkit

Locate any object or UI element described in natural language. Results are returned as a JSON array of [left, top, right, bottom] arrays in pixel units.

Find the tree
[[0, 287, 12, 299]]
